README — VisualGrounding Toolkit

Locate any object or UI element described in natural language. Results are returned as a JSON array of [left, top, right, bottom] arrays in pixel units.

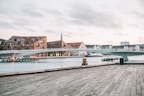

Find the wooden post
[[82, 58, 88, 66]]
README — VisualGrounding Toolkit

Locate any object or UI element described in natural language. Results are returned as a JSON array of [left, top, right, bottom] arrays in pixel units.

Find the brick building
[[47, 33, 71, 56], [0, 36, 47, 50]]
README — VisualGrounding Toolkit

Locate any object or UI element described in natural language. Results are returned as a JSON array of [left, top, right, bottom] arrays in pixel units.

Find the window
[[31, 38, 35, 42], [14, 39, 17, 42], [18, 41, 21, 44]]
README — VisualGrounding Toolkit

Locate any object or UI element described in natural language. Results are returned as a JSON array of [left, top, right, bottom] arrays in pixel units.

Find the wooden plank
[[0, 65, 144, 96]]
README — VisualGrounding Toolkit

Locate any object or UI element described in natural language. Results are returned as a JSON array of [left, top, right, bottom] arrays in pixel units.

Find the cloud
[[113, 32, 125, 36], [45, 29, 58, 34], [0, 21, 17, 29], [134, 0, 144, 19], [44, 9, 63, 16], [25, 28, 36, 32], [67, 3, 122, 28], [139, 0, 144, 7], [138, 36, 144, 43], [20, 7, 46, 18], [12, 18, 32, 27]]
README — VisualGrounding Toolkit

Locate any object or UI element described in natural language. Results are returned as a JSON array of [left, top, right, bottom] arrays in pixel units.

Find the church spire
[[60, 32, 63, 48], [61, 32, 63, 41]]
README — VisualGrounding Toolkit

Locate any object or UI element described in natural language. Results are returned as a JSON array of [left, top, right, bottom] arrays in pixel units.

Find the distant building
[[67, 42, 87, 56], [47, 33, 69, 48], [86, 45, 101, 49], [112, 44, 140, 51], [47, 33, 71, 56], [0, 39, 6, 50], [1, 36, 47, 50], [101, 45, 112, 49], [121, 41, 130, 46], [86, 45, 95, 49], [138, 44, 144, 51], [112, 45, 124, 51]]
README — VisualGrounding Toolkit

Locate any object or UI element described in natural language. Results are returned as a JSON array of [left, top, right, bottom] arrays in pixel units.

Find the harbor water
[[0, 55, 143, 74]]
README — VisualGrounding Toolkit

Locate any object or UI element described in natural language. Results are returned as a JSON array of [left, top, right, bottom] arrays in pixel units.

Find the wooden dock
[[0, 64, 144, 96]]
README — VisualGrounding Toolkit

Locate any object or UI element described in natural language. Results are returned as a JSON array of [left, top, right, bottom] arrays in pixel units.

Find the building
[[47, 33, 69, 48], [86, 45, 95, 49], [86, 45, 100, 49], [0, 39, 6, 50], [1, 36, 47, 50], [47, 39, 70, 56], [47, 33, 71, 56], [101, 45, 112, 49], [112, 44, 140, 51], [67, 42, 87, 56]]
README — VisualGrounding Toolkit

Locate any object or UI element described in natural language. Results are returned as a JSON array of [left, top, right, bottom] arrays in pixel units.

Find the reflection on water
[[1, 55, 141, 74]]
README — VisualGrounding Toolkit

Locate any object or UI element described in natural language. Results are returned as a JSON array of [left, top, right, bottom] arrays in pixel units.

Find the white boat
[[85, 52, 103, 57]]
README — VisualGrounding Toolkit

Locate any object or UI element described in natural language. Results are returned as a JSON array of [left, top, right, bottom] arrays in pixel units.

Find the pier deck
[[0, 64, 144, 96]]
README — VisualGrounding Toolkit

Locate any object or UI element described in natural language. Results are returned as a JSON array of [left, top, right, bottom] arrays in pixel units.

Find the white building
[[67, 42, 87, 56]]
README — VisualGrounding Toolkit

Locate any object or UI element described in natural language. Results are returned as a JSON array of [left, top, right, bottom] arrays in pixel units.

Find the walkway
[[0, 64, 144, 96]]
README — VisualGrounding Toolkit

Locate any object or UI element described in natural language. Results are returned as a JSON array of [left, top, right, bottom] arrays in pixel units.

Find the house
[[67, 42, 87, 56]]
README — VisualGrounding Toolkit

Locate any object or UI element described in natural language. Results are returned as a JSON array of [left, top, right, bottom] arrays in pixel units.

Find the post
[[82, 57, 88, 66], [120, 58, 124, 65]]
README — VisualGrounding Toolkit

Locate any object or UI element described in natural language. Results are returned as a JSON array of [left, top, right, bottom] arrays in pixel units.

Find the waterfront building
[[112, 45, 124, 51], [112, 44, 140, 51], [138, 44, 144, 51], [47, 33, 71, 56], [86, 45, 101, 50], [67, 42, 87, 56], [101, 45, 112, 49], [47, 40, 70, 56], [0, 39, 6, 50], [0, 39, 5, 45], [0, 36, 47, 50], [86, 45, 95, 49]]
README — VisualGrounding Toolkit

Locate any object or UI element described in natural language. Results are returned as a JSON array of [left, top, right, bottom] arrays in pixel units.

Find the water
[[0, 55, 142, 74]]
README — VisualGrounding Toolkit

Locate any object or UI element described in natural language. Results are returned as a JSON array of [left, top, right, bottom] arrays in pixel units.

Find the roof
[[67, 42, 82, 48], [85, 45, 95, 48], [8, 36, 46, 44], [47, 40, 67, 48]]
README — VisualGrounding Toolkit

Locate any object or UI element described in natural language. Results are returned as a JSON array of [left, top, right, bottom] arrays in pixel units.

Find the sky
[[0, 0, 144, 45]]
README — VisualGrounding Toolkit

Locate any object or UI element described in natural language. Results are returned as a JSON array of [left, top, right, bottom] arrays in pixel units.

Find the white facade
[[78, 42, 87, 56]]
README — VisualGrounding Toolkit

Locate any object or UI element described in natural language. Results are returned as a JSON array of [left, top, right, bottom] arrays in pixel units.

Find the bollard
[[82, 57, 88, 66], [120, 58, 124, 65]]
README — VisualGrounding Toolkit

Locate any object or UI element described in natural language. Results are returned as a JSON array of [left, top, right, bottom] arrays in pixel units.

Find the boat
[[85, 52, 103, 57]]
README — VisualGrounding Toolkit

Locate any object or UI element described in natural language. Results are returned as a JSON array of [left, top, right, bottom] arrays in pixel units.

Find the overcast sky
[[0, 0, 144, 45]]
